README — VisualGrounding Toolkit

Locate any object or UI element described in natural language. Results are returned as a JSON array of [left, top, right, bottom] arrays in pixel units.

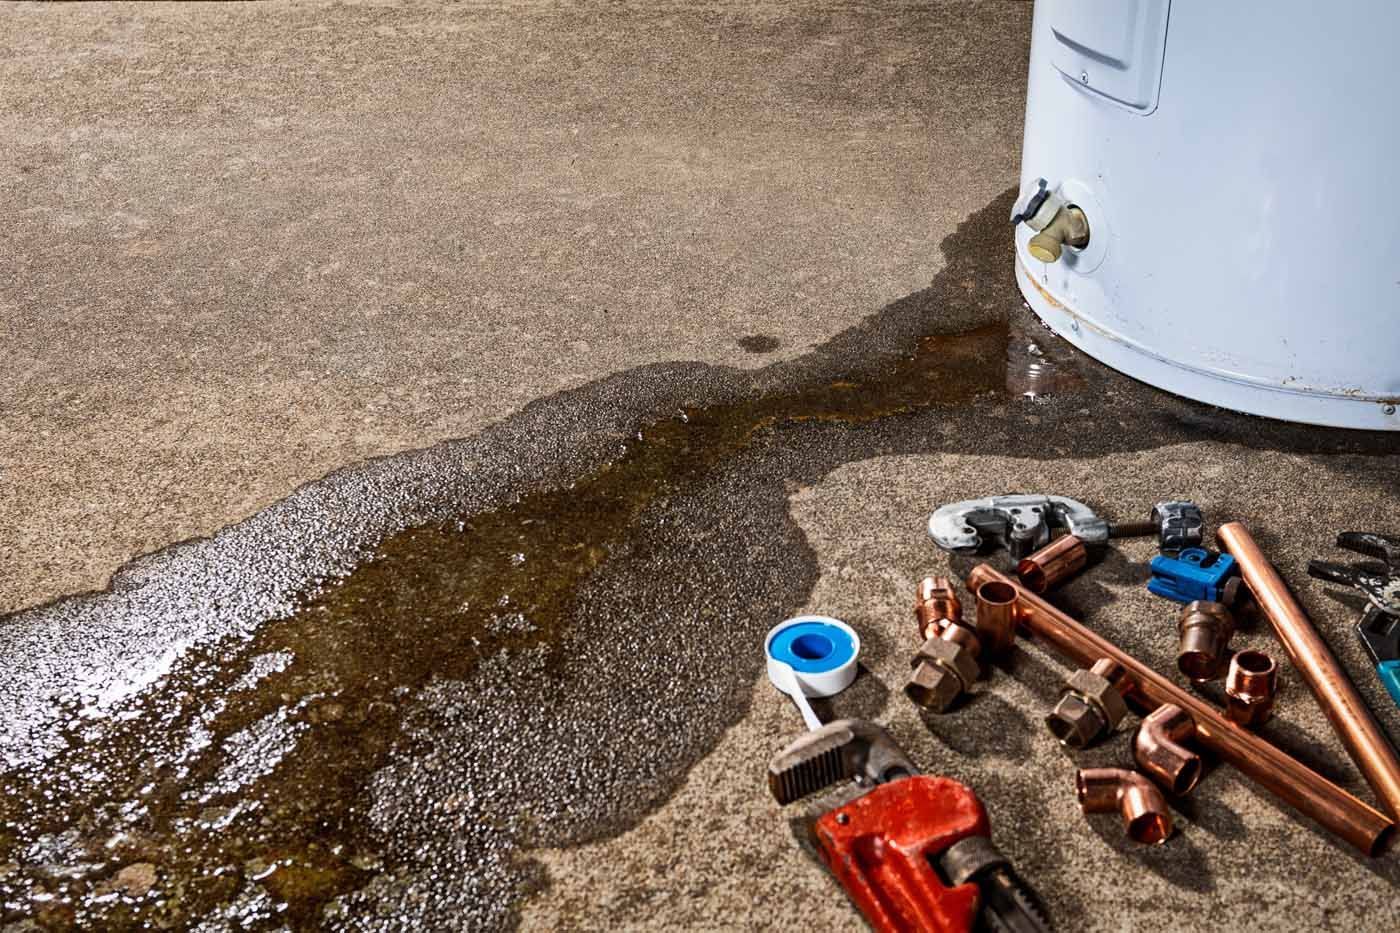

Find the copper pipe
[[1177, 600, 1234, 683], [966, 563, 1394, 855], [973, 580, 1017, 655], [914, 576, 962, 640], [1225, 649, 1278, 727], [1218, 521, 1400, 821], [1076, 768, 1173, 845], [1016, 534, 1088, 593], [1135, 704, 1201, 796]]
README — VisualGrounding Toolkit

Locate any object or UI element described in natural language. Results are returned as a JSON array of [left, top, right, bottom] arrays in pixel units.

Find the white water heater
[[1013, 1, 1400, 430]]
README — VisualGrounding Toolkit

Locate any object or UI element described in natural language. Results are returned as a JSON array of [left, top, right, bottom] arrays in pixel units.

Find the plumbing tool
[[1307, 531, 1400, 707], [1151, 500, 1204, 553], [1147, 548, 1240, 604], [764, 615, 860, 730], [928, 494, 1155, 559], [768, 720, 1050, 933]]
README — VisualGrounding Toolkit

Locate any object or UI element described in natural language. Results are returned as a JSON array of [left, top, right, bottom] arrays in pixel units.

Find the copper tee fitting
[[1226, 650, 1278, 727], [1076, 768, 1173, 845], [1135, 704, 1202, 796], [1177, 600, 1235, 683], [1016, 534, 1088, 594], [974, 580, 1018, 655], [914, 576, 962, 640]]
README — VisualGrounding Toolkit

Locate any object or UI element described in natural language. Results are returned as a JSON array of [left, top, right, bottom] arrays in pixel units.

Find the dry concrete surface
[[4, 2, 1400, 931]]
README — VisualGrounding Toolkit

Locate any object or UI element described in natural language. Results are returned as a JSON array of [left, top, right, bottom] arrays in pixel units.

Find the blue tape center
[[768, 620, 856, 674]]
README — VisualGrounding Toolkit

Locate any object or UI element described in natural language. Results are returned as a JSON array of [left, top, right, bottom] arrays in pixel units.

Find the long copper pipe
[[966, 564, 1394, 855], [1218, 521, 1400, 821]]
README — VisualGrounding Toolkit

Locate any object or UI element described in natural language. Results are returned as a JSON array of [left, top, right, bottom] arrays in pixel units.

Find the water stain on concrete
[[2, 189, 1397, 931], [737, 335, 782, 354]]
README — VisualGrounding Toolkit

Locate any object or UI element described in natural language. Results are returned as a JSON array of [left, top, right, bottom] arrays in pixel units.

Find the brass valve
[[1027, 205, 1090, 263]]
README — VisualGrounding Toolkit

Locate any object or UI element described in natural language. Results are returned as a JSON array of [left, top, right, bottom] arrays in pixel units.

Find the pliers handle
[[1307, 531, 1400, 616], [1335, 532, 1400, 568], [1308, 532, 1400, 710]]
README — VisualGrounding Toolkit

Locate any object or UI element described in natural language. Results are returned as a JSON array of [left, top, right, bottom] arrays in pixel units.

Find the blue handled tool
[[1148, 547, 1238, 603], [1307, 531, 1400, 708]]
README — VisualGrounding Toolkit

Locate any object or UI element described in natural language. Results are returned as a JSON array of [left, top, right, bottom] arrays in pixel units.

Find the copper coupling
[[1016, 534, 1088, 594], [1135, 704, 1201, 796], [1076, 768, 1173, 845], [1225, 650, 1278, 727], [1045, 658, 1130, 749], [914, 576, 962, 639], [1177, 600, 1235, 683], [973, 580, 1018, 655], [907, 577, 980, 713]]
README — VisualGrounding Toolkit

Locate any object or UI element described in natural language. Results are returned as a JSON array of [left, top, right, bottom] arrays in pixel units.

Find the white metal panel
[[1045, 0, 1170, 113], [1017, 0, 1400, 429]]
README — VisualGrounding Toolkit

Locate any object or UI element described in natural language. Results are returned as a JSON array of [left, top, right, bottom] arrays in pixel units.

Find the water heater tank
[[1013, 0, 1400, 430]]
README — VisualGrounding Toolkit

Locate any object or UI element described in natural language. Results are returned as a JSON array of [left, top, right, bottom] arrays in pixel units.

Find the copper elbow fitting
[[915, 576, 962, 640], [973, 580, 1018, 655], [1016, 535, 1088, 594], [1226, 650, 1278, 727], [1076, 768, 1173, 845], [1177, 601, 1236, 683], [1135, 703, 1202, 796]]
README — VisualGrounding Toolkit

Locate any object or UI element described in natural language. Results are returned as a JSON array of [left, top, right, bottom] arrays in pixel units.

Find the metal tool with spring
[[1308, 531, 1400, 708]]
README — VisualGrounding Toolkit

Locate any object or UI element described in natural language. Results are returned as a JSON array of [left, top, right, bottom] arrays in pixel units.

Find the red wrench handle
[[813, 775, 988, 933]]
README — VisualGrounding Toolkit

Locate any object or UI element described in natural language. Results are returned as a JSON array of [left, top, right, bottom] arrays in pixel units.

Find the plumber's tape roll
[[764, 615, 860, 730]]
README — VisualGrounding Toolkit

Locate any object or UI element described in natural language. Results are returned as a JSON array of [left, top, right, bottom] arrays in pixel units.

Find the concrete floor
[[4, 2, 1400, 931]]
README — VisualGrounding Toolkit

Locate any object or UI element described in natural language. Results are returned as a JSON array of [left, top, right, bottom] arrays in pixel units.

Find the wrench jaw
[[812, 776, 988, 933], [766, 720, 916, 805]]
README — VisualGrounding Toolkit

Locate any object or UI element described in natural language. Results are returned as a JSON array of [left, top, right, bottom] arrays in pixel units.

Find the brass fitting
[[1177, 600, 1236, 683], [1226, 650, 1278, 727], [1027, 205, 1090, 263], [1076, 767, 1173, 845], [1046, 658, 1131, 749], [914, 576, 962, 640], [973, 580, 1018, 656], [905, 623, 981, 713], [1016, 534, 1088, 594], [1134, 703, 1201, 796]]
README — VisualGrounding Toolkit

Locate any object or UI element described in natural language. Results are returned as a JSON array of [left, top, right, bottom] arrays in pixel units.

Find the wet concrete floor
[[5, 3, 1400, 931], [5, 189, 1400, 931]]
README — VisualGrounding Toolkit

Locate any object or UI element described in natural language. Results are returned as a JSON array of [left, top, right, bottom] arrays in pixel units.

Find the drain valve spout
[[1028, 206, 1090, 263]]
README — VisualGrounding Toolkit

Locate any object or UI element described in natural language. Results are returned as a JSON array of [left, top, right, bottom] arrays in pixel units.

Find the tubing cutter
[[928, 494, 1166, 560], [767, 719, 1050, 933], [1307, 532, 1400, 707]]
